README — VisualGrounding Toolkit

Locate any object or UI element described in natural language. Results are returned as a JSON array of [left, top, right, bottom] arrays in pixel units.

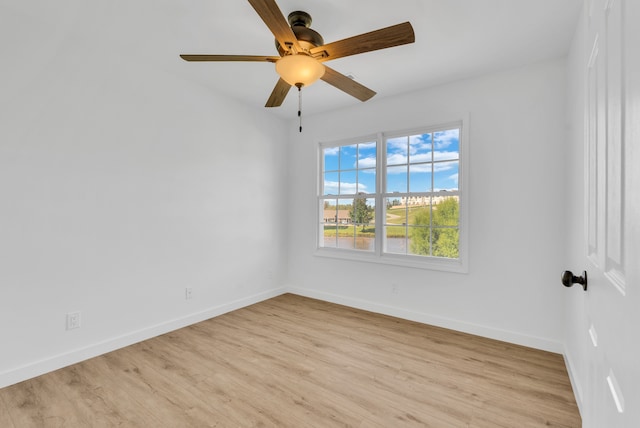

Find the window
[[318, 120, 467, 272]]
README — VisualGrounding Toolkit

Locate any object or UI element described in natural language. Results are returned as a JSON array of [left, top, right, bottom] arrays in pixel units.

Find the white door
[[580, 0, 640, 426]]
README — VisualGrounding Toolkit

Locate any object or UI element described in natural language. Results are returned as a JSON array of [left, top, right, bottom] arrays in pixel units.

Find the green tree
[[409, 198, 459, 258], [432, 197, 458, 227], [433, 228, 459, 258], [432, 198, 459, 258], [409, 208, 431, 255], [350, 198, 373, 231]]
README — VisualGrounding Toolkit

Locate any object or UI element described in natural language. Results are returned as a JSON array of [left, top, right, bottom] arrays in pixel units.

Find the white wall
[[0, 9, 289, 387], [286, 59, 569, 352]]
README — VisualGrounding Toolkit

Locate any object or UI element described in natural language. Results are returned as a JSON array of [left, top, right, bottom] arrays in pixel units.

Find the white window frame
[[316, 116, 469, 273]]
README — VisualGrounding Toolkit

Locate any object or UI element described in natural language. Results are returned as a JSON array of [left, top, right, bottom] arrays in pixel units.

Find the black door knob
[[561, 270, 587, 291]]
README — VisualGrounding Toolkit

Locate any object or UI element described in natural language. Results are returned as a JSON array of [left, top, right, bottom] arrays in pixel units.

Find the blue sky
[[323, 129, 460, 196]]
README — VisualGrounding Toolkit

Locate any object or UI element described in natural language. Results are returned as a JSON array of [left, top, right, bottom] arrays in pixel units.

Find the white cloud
[[387, 136, 408, 151], [410, 153, 431, 163], [434, 129, 459, 150], [408, 134, 430, 155], [358, 156, 376, 169], [323, 181, 365, 194], [323, 181, 341, 194], [433, 152, 457, 161], [387, 153, 408, 166], [434, 162, 457, 173]]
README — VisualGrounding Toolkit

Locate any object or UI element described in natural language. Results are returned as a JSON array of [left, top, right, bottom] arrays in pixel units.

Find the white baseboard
[[287, 286, 564, 354], [0, 287, 287, 389]]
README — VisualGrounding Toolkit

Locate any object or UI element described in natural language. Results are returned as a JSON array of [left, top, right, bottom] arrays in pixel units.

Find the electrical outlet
[[185, 287, 193, 300], [392, 284, 399, 294], [66, 312, 81, 330]]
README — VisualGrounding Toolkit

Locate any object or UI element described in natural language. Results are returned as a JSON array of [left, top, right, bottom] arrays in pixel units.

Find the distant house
[[399, 194, 459, 206], [323, 209, 352, 224]]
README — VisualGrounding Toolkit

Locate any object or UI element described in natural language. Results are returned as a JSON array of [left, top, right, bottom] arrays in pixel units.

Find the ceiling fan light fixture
[[275, 54, 325, 87]]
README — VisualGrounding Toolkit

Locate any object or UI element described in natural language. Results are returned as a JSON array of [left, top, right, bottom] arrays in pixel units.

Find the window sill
[[314, 247, 468, 273]]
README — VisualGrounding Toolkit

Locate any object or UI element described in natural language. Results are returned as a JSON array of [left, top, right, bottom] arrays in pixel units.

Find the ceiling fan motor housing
[[276, 11, 324, 55], [288, 11, 312, 27]]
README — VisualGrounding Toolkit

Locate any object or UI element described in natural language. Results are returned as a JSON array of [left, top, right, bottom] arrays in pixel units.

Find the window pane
[[323, 225, 338, 248], [385, 197, 404, 219], [408, 226, 432, 256], [322, 199, 337, 223], [337, 227, 356, 249], [351, 198, 375, 227], [358, 169, 376, 194], [387, 136, 408, 166], [323, 147, 340, 171], [355, 228, 374, 251], [321, 199, 338, 249], [339, 170, 357, 195], [335, 199, 355, 249], [385, 197, 406, 254], [340, 145, 357, 170], [336, 199, 353, 225], [385, 226, 407, 254], [408, 206, 431, 227], [434, 129, 460, 161], [432, 197, 459, 227], [386, 165, 407, 193], [358, 142, 376, 168], [409, 133, 432, 163], [432, 228, 459, 258], [323, 172, 339, 195], [409, 166, 432, 192], [366, 198, 376, 224], [433, 161, 459, 191]]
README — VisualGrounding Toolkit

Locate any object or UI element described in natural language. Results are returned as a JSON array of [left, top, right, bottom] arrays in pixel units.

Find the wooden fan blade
[[248, 0, 301, 53], [321, 66, 376, 102], [180, 55, 279, 62], [310, 22, 414, 62], [265, 78, 292, 107]]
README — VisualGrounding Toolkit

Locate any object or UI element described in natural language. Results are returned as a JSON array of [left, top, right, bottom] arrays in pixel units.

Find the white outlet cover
[[66, 312, 81, 330]]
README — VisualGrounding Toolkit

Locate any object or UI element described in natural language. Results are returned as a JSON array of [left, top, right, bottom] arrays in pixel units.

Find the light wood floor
[[0, 294, 581, 427]]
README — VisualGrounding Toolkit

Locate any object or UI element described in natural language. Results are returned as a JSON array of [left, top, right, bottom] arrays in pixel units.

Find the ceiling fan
[[179, 0, 415, 110]]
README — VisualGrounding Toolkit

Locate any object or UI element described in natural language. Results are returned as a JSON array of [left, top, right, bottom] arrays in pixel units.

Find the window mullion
[[430, 132, 435, 256], [405, 136, 410, 254], [375, 132, 384, 257]]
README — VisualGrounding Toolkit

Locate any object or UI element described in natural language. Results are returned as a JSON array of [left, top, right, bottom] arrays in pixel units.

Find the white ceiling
[[2, 0, 582, 119]]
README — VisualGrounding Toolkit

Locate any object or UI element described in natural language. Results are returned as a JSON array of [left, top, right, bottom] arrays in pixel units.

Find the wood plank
[[0, 374, 90, 427], [0, 294, 581, 426], [0, 393, 16, 428]]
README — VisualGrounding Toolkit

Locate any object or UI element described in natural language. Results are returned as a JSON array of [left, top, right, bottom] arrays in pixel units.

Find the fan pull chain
[[296, 83, 303, 133]]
